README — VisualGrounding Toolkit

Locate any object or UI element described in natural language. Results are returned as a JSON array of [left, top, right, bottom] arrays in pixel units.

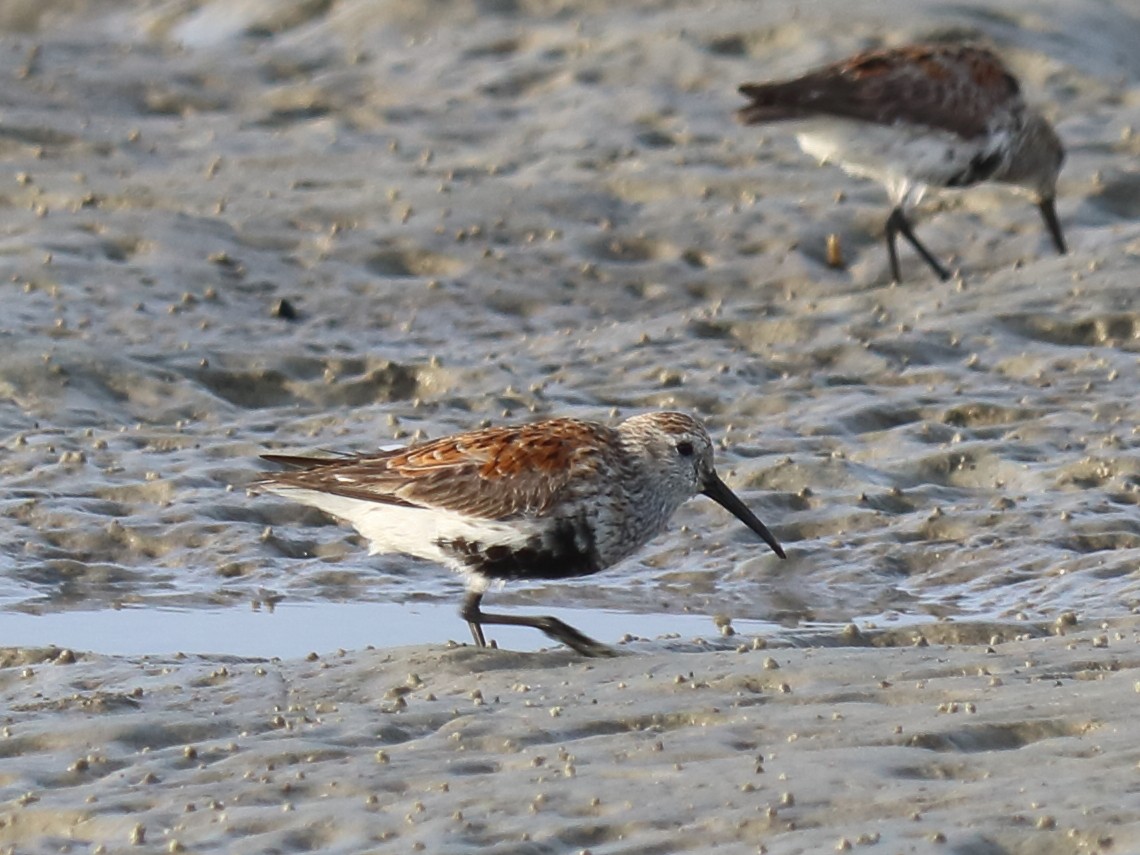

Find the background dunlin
[[738, 43, 1067, 282]]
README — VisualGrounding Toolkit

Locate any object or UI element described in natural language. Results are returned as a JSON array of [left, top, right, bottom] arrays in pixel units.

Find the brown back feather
[[737, 44, 1022, 140], [259, 419, 615, 521]]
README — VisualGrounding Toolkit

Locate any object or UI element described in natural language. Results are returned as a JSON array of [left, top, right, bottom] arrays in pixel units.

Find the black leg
[[885, 207, 950, 282], [885, 209, 904, 284], [459, 590, 616, 657], [466, 597, 487, 648], [1038, 197, 1067, 255]]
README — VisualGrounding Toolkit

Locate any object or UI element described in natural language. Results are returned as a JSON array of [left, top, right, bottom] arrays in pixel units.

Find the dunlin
[[736, 43, 1067, 282], [259, 412, 785, 656]]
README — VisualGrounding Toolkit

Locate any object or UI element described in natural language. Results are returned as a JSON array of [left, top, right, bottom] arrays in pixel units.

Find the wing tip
[[260, 453, 344, 470], [736, 83, 808, 125]]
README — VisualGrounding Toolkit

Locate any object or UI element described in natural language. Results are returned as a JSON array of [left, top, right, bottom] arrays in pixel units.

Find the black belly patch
[[946, 149, 1004, 188], [438, 519, 601, 581]]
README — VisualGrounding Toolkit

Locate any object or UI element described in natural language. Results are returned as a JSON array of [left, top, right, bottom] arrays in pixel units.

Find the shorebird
[[736, 42, 1067, 282], [259, 412, 786, 656]]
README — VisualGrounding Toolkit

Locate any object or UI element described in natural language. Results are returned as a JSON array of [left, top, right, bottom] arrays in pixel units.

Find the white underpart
[[794, 119, 1005, 210], [265, 486, 544, 593]]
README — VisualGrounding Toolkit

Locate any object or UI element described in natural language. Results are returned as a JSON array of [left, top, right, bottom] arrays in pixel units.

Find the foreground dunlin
[[737, 43, 1067, 282], [259, 412, 786, 656]]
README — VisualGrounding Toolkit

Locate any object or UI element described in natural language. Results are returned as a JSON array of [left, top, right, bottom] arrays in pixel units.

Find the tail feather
[[260, 452, 352, 470], [736, 83, 811, 125]]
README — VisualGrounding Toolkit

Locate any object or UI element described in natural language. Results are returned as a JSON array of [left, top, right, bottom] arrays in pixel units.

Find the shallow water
[[1, 0, 1139, 656], [1, 601, 805, 657]]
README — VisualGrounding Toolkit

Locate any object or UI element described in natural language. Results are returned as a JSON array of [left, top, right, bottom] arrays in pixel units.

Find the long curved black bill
[[1038, 197, 1066, 255], [701, 473, 786, 559]]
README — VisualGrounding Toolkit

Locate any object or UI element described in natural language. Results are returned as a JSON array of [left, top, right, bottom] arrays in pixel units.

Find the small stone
[[825, 233, 845, 268], [272, 298, 298, 320]]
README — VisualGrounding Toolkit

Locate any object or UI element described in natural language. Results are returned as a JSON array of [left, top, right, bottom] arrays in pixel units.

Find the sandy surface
[[2, 0, 1140, 851], [1, 0, 1138, 626], [2, 617, 1138, 854]]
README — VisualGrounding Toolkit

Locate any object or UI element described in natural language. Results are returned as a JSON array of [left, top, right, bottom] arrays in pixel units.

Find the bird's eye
[[676, 440, 694, 457]]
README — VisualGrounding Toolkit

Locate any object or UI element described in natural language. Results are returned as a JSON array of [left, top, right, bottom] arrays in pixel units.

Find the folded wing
[[738, 44, 1022, 140], [260, 419, 612, 521]]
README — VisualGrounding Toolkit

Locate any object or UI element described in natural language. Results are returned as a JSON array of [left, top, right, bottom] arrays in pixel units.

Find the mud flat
[[1, 616, 1137, 853], [1, 0, 1139, 851]]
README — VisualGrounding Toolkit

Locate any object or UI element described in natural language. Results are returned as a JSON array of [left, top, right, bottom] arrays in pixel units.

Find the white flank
[[263, 485, 542, 587], [795, 120, 988, 208]]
